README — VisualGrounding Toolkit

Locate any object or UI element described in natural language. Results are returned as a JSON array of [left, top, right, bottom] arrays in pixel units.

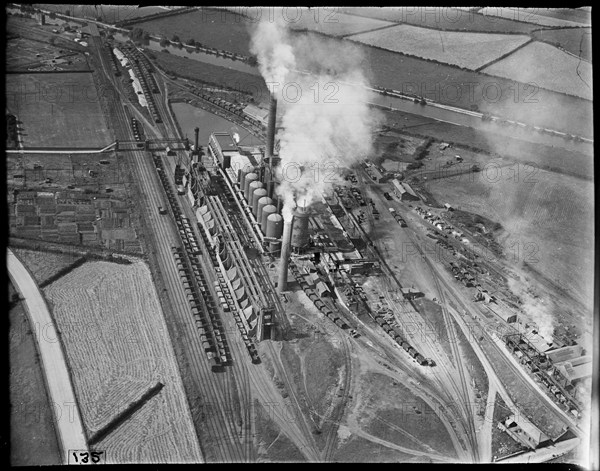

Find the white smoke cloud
[[507, 274, 554, 341], [250, 19, 380, 221]]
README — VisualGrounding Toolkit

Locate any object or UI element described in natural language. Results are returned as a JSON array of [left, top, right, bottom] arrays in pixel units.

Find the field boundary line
[[475, 38, 533, 72]]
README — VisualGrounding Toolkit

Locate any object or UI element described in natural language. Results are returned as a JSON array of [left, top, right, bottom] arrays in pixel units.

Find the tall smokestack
[[194, 127, 199, 152], [266, 96, 277, 163], [277, 217, 293, 293]]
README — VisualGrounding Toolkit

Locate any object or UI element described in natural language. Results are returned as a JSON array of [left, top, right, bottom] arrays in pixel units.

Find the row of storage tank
[[237, 166, 311, 252]]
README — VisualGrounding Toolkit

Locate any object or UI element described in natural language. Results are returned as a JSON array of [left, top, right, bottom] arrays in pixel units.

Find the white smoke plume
[[508, 274, 554, 341], [250, 19, 380, 222]]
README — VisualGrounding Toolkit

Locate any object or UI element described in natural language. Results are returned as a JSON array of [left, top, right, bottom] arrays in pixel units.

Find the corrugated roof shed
[[546, 344, 583, 364], [316, 281, 330, 297]]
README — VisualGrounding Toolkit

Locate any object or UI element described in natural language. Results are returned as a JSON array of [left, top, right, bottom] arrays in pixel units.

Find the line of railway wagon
[[289, 263, 350, 330], [153, 154, 232, 371], [119, 45, 162, 123], [196, 228, 261, 365]]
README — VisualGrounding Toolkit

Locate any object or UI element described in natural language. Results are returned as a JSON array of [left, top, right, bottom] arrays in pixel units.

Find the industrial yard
[[7, 5, 595, 467]]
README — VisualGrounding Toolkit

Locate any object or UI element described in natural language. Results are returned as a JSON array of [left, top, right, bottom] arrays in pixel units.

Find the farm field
[[135, 8, 254, 57], [479, 7, 590, 28], [349, 24, 530, 70], [354, 43, 593, 138], [5, 72, 112, 148], [44, 260, 203, 463], [482, 41, 592, 100], [524, 8, 591, 26], [259, 8, 396, 37], [34, 4, 168, 23], [136, 12, 591, 138], [11, 247, 82, 286], [532, 28, 592, 62], [425, 166, 594, 311], [9, 296, 62, 465], [339, 7, 541, 34]]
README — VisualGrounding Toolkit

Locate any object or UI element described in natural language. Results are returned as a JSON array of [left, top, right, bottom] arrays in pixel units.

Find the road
[[7, 249, 88, 463]]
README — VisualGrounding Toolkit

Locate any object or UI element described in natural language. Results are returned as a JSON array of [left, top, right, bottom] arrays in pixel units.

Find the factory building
[[391, 179, 419, 201], [545, 344, 583, 364], [553, 356, 593, 388], [401, 287, 424, 300], [496, 309, 517, 323], [500, 414, 549, 450], [208, 132, 239, 170], [242, 104, 269, 126]]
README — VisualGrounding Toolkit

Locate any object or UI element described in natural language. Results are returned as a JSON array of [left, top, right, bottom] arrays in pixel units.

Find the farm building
[[439, 142, 450, 150], [444, 203, 454, 211], [391, 179, 419, 201], [500, 414, 549, 450]]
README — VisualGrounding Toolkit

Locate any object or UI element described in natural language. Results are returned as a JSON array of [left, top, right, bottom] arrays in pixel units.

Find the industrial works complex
[[7, 8, 594, 465]]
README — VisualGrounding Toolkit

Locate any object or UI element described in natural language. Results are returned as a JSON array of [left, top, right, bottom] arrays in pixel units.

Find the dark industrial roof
[[212, 133, 237, 153]]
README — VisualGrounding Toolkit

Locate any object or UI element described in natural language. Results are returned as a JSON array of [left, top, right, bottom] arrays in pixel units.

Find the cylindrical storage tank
[[256, 196, 273, 223], [261, 204, 277, 233], [266, 213, 283, 239], [239, 165, 254, 190], [251, 188, 268, 216], [247, 180, 263, 205], [291, 208, 310, 249], [243, 173, 258, 200]]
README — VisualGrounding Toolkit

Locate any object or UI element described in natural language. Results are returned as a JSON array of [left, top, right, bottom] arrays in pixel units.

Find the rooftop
[[211, 132, 238, 154]]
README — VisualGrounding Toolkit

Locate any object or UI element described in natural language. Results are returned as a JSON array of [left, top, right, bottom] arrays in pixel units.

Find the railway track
[[89, 32, 252, 462], [400, 227, 479, 460], [336, 194, 477, 460]]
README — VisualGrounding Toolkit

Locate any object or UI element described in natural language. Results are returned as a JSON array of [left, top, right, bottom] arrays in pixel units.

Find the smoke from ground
[[507, 273, 554, 341], [250, 19, 380, 221]]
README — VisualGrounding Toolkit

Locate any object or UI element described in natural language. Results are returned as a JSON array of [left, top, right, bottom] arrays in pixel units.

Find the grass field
[[273, 9, 396, 37], [339, 7, 541, 34], [44, 260, 203, 463], [532, 28, 592, 62], [136, 8, 253, 56], [34, 4, 168, 23], [524, 8, 591, 26], [10, 297, 62, 465], [354, 44, 592, 139], [138, 11, 591, 138], [482, 41, 592, 100], [5, 72, 112, 148], [151, 51, 269, 103], [490, 394, 526, 459], [479, 8, 590, 28], [426, 167, 594, 309], [349, 25, 530, 70]]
